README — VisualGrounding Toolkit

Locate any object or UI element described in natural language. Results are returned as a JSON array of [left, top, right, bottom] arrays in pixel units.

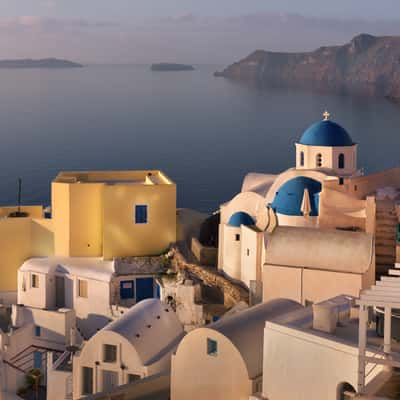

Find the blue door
[[120, 280, 134, 300], [34, 351, 42, 370], [136, 278, 154, 303]]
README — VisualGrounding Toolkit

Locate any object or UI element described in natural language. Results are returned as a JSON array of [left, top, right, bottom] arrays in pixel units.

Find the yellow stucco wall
[[0, 170, 176, 291], [103, 183, 176, 258], [69, 183, 103, 257], [0, 216, 54, 292], [52, 171, 176, 259], [52, 182, 71, 257]]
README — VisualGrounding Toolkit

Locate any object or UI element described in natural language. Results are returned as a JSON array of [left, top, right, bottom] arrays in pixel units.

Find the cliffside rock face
[[215, 34, 400, 100]]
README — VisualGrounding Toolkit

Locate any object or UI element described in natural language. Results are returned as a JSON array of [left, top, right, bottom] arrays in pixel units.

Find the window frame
[[207, 338, 218, 357], [134, 204, 148, 225], [78, 279, 88, 298], [103, 344, 118, 363], [81, 367, 94, 395], [316, 153, 323, 168], [300, 151, 305, 167], [31, 274, 39, 289], [120, 280, 135, 300], [338, 153, 345, 169], [128, 374, 141, 384]]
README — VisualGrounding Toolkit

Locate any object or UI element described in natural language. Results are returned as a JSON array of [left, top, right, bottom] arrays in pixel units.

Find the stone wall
[[191, 237, 218, 267], [171, 248, 249, 307]]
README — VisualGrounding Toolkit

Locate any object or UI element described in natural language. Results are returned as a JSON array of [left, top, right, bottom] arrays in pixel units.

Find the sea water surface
[[0, 64, 398, 213]]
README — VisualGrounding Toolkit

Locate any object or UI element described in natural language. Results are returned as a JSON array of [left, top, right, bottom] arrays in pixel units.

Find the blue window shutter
[[136, 278, 154, 303], [35, 326, 41, 337], [135, 205, 148, 224], [120, 281, 135, 299], [34, 352, 42, 369]]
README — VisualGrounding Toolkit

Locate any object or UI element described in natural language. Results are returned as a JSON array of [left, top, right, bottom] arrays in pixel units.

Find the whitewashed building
[[18, 257, 164, 339], [73, 299, 184, 399]]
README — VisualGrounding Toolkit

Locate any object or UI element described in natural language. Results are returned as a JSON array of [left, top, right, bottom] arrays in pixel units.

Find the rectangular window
[[35, 326, 41, 337], [207, 338, 218, 357], [82, 367, 94, 395], [33, 351, 42, 370], [120, 280, 135, 300], [31, 274, 39, 288], [235, 234, 240, 241], [128, 374, 141, 384], [247, 249, 250, 256], [103, 344, 117, 363], [78, 279, 88, 298], [339, 177, 344, 186], [135, 205, 148, 224]]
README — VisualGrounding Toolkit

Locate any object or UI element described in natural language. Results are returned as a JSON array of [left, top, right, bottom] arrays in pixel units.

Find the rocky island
[[151, 63, 195, 72], [0, 58, 83, 69], [214, 34, 400, 100]]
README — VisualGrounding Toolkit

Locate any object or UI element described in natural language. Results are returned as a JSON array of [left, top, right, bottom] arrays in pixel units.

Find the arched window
[[300, 151, 305, 167], [338, 153, 345, 169], [316, 153, 322, 168]]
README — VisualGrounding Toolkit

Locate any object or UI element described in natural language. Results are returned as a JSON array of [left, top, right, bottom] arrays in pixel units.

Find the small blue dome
[[271, 177, 322, 217], [227, 212, 255, 227], [299, 120, 353, 147]]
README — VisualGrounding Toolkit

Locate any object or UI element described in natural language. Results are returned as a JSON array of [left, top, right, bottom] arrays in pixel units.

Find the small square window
[[31, 274, 39, 288], [78, 279, 88, 298], [128, 374, 141, 384], [35, 326, 41, 337], [103, 344, 117, 363], [235, 234, 240, 241], [207, 338, 218, 357], [135, 205, 148, 224]]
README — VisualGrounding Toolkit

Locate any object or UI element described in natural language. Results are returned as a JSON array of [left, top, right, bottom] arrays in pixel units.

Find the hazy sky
[[1, 1, 400, 63], [2, 0, 400, 20]]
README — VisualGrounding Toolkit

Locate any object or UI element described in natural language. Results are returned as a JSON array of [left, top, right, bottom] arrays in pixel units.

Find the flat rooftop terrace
[[53, 170, 174, 186]]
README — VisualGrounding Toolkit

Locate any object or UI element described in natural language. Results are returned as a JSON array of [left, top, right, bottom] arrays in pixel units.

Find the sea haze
[[0, 64, 398, 213]]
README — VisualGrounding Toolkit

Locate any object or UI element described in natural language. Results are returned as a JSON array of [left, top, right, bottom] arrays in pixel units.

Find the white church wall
[[222, 225, 242, 281]]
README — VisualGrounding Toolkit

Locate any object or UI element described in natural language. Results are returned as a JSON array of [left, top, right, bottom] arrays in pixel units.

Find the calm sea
[[0, 64, 398, 213]]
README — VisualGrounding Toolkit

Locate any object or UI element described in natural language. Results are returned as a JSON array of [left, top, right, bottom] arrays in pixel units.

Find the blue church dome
[[299, 120, 353, 147], [271, 177, 322, 217], [227, 212, 255, 227]]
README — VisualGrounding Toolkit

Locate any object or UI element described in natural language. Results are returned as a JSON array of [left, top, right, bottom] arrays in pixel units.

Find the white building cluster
[[0, 113, 398, 400]]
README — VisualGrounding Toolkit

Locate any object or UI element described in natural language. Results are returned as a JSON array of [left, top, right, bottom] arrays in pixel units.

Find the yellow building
[[52, 170, 176, 259], [0, 170, 176, 295]]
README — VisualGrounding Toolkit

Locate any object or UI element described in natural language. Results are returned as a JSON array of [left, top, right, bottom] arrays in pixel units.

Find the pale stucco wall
[[263, 266, 302, 304], [240, 226, 263, 288], [171, 328, 253, 400], [263, 265, 369, 305], [74, 332, 144, 399], [262, 322, 384, 400], [222, 225, 241, 281]]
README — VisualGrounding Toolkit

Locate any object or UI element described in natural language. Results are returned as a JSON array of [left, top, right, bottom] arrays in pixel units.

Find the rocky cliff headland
[[215, 34, 400, 100]]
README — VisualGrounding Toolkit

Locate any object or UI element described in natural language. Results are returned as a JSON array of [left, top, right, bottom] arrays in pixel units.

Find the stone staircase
[[375, 200, 398, 278]]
